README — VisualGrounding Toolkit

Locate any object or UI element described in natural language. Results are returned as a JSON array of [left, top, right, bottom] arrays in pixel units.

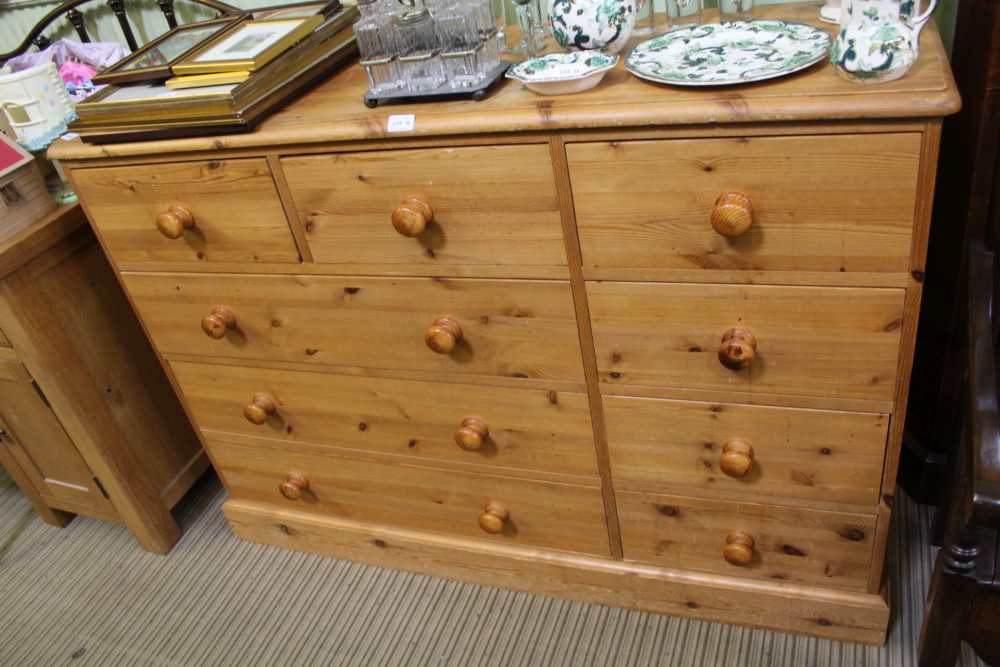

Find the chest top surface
[[49, 3, 959, 163]]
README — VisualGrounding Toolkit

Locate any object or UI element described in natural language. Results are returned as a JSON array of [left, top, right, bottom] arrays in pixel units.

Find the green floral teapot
[[830, 0, 937, 82], [548, 0, 636, 54]]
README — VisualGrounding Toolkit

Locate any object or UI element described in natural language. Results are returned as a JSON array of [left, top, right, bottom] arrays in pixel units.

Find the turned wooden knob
[[425, 315, 462, 354], [391, 196, 433, 237], [155, 205, 195, 239], [278, 472, 309, 500], [201, 306, 236, 339], [718, 328, 757, 370], [724, 531, 755, 566], [711, 192, 753, 238], [478, 499, 509, 534], [454, 416, 489, 451], [720, 440, 754, 478], [243, 392, 278, 425]]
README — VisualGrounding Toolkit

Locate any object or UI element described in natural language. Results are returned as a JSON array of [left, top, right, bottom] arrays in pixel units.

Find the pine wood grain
[[225, 499, 891, 644], [618, 490, 875, 591], [550, 135, 624, 559], [209, 431, 610, 557], [71, 159, 299, 265], [588, 281, 905, 403], [169, 359, 599, 480], [568, 133, 921, 278], [0, 217, 203, 553], [48, 9, 960, 635], [122, 272, 586, 383], [47, 5, 958, 163], [604, 395, 888, 508], [282, 144, 567, 277], [0, 358, 117, 518]]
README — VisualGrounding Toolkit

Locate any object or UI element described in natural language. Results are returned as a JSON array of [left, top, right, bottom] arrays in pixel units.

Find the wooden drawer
[[170, 359, 599, 479], [618, 490, 874, 591], [567, 134, 921, 278], [123, 272, 584, 383], [281, 145, 567, 276], [604, 395, 888, 507], [209, 432, 610, 556], [588, 282, 905, 403], [72, 159, 299, 264]]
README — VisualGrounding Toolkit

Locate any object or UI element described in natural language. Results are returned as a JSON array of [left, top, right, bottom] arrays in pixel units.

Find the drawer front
[[171, 360, 599, 479], [73, 159, 299, 264], [210, 433, 610, 556], [567, 134, 921, 276], [605, 395, 888, 506], [618, 491, 874, 590], [281, 145, 567, 274], [588, 282, 904, 403], [123, 272, 585, 383]]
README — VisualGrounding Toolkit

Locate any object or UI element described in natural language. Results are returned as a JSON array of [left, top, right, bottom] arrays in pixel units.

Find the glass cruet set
[[354, 0, 503, 95]]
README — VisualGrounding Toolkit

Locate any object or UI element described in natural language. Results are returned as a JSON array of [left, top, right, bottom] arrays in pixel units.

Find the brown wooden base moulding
[[225, 500, 891, 645]]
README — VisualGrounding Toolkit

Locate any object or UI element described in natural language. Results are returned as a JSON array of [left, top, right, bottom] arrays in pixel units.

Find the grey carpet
[[0, 467, 988, 666]]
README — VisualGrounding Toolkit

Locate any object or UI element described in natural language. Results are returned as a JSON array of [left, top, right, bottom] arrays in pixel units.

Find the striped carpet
[[0, 468, 988, 667]]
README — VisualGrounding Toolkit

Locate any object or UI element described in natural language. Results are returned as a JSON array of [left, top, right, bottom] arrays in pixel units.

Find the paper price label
[[553, 64, 591, 78], [387, 114, 416, 132]]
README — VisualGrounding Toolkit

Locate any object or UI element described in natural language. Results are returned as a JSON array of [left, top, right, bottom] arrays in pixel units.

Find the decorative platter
[[625, 20, 831, 87]]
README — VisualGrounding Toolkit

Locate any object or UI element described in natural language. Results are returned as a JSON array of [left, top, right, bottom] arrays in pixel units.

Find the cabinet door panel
[[0, 359, 116, 519]]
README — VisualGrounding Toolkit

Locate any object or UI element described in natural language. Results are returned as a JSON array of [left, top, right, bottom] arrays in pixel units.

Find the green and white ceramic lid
[[626, 20, 831, 86], [507, 51, 619, 83]]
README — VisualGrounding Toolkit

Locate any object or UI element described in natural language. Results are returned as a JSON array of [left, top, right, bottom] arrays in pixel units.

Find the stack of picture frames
[[71, 0, 359, 143]]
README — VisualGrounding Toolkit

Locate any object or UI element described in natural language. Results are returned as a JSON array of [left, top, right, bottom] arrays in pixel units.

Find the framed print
[[172, 16, 323, 75], [92, 16, 246, 85], [95, 82, 238, 105], [249, 0, 341, 19]]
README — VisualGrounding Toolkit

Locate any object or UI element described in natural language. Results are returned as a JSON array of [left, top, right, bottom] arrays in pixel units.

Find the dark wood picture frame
[[92, 15, 247, 86], [248, 0, 342, 20]]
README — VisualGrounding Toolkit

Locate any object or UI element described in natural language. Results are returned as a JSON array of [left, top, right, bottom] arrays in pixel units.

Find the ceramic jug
[[830, 0, 937, 82], [548, 0, 636, 54]]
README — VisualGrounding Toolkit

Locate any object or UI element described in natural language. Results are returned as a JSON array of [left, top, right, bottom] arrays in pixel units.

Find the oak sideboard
[[0, 204, 205, 553], [50, 4, 961, 643]]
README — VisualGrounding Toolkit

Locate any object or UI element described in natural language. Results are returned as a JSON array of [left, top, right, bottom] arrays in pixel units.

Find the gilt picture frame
[[171, 16, 323, 76], [92, 15, 247, 86]]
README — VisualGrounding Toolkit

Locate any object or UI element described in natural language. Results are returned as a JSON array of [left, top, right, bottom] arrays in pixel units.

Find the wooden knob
[[455, 416, 489, 451], [391, 196, 433, 237], [478, 499, 509, 534], [424, 315, 462, 354], [718, 328, 757, 370], [201, 305, 236, 339], [278, 472, 309, 500], [155, 205, 195, 239], [723, 531, 755, 566], [720, 440, 754, 478], [243, 392, 278, 425], [711, 192, 753, 237]]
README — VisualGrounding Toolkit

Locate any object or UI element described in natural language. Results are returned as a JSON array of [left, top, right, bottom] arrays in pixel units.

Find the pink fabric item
[[3, 40, 127, 73], [58, 60, 97, 85]]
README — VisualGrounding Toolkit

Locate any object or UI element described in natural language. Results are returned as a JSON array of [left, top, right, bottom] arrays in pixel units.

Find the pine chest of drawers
[[50, 5, 960, 645]]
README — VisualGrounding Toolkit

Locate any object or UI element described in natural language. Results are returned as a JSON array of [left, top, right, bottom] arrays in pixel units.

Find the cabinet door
[[0, 358, 117, 520]]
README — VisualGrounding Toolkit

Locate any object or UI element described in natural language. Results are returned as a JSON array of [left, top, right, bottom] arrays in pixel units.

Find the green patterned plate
[[626, 20, 831, 86]]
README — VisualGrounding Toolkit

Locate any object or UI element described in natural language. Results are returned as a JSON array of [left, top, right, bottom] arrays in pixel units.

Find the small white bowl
[[506, 51, 618, 96]]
